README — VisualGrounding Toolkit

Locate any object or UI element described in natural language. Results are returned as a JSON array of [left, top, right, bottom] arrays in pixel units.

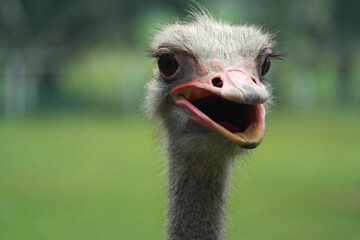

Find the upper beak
[[171, 69, 269, 148], [172, 69, 269, 105]]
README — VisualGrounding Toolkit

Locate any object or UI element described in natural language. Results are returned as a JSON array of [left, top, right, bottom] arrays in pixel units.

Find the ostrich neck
[[167, 146, 233, 240]]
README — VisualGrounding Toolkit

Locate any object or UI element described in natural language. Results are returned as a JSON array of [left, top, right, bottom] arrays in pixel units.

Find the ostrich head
[[145, 12, 281, 158]]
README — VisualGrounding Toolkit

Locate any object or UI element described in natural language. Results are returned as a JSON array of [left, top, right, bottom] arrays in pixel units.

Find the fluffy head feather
[[152, 12, 274, 65]]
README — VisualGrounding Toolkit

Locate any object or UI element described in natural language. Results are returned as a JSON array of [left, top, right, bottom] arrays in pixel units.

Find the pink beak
[[171, 69, 269, 148]]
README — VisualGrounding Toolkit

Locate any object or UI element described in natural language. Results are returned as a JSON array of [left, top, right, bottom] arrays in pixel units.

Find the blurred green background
[[0, 0, 359, 239]]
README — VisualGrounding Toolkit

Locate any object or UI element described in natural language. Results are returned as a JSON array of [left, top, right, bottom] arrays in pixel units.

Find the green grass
[[0, 111, 359, 240]]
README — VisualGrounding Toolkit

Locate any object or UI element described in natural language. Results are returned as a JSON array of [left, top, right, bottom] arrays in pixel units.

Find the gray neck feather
[[166, 138, 234, 240]]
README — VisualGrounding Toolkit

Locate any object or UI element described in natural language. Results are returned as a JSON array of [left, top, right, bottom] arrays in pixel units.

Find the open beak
[[171, 69, 269, 149]]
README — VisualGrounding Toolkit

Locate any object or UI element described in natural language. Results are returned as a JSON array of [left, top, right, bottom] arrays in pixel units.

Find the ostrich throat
[[166, 135, 235, 240]]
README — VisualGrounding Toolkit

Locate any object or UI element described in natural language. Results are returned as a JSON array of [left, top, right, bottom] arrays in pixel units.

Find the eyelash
[[267, 52, 283, 60]]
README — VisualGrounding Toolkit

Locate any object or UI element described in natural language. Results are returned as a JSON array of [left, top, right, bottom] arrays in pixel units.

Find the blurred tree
[[0, 0, 190, 114], [329, 0, 360, 104], [228, 0, 360, 107]]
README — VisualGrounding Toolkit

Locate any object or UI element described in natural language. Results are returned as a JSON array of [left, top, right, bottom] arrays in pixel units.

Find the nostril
[[251, 77, 258, 85], [212, 77, 223, 88]]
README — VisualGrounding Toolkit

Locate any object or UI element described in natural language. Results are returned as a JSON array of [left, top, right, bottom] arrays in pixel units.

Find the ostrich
[[145, 10, 281, 240]]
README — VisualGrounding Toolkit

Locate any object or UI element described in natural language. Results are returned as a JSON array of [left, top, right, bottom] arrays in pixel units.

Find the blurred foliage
[[59, 47, 150, 111], [0, 0, 359, 116]]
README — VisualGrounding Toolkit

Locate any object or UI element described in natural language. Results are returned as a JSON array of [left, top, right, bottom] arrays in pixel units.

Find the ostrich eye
[[260, 57, 271, 76], [158, 54, 179, 77]]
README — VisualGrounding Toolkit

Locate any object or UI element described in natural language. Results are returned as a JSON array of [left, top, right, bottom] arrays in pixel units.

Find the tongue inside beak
[[173, 88, 266, 149]]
